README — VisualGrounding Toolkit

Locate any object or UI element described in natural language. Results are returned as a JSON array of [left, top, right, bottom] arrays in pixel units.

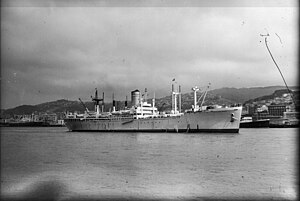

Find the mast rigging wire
[[262, 36, 296, 107]]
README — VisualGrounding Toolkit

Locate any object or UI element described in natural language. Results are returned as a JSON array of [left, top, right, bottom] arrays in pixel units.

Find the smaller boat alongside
[[269, 114, 299, 128], [240, 116, 270, 128]]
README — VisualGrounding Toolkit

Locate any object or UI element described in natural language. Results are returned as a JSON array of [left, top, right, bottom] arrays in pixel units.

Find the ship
[[64, 83, 242, 133], [240, 116, 270, 128]]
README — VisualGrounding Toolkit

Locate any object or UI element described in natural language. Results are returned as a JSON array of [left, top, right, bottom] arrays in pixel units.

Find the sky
[[1, 0, 299, 109]]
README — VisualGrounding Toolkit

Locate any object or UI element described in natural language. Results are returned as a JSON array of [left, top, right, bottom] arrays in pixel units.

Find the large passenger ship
[[64, 83, 242, 133]]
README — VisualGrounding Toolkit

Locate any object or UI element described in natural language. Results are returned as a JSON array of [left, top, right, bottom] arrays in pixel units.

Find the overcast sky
[[1, 0, 298, 109]]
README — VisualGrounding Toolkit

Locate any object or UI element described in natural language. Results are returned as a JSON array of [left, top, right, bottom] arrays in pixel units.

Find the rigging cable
[[262, 36, 296, 107]]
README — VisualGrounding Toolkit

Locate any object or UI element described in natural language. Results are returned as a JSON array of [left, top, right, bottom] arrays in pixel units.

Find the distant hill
[[4, 105, 42, 115], [2, 99, 79, 117], [244, 88, 299, 105], [1, 86, 297, 117], [209, 86, 289, 104]]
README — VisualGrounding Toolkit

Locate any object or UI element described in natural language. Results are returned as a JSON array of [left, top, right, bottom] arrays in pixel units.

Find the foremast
[[91, 88, 103, 117], [171, 81, 183, 116]]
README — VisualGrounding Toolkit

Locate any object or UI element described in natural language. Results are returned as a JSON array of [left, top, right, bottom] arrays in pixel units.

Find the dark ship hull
[[240, 119, 270, 128], [7, 121, 49, 127]]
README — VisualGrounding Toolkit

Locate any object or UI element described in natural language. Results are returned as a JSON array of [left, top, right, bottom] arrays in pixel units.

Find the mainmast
[[144, 88, 147, 103], [192, 86, 199, 112], [171, 80, 181, 114], [178, 85, 182, 113]]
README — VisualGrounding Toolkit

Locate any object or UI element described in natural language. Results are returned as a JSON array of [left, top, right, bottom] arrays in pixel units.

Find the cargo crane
[[78, 98, 90, 113], [197, 83, 211, 110]]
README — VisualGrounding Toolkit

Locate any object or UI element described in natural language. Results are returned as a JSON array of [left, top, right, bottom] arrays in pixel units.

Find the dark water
[[1, 127, 298, 200]]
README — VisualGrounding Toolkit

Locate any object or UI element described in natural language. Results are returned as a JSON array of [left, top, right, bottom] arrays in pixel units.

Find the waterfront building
[[41, 113, 58, 125], [268, 105, 287, 117]]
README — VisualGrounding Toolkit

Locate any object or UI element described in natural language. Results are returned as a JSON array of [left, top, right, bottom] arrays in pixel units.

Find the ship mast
[[102, 92, 105, 112], [140, 94, 143, 116], [152, 92, 155, 114], [171, 79, 180, 114], [178, 85, 182, 113], [144, 88, 147, 103], [192, 86, 199, 112], [91, 88, 103, 116]]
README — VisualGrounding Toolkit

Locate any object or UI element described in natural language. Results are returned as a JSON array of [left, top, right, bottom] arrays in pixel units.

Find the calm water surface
[[1, 127, 298, 200]]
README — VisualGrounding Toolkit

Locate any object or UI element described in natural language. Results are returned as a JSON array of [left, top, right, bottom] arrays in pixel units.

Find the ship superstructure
[[65, 83, 242, 133]]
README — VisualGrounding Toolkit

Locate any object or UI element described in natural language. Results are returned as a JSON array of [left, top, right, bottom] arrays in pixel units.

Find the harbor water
[[1, 127, 298, 200]]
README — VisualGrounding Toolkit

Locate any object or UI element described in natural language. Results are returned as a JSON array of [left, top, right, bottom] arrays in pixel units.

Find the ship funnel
[[95, 88, 98, 99], [112, 93, 115, 106], [125, 96, 128, 108], [131, 89, 140, 106], [112, 93, 116, 112], [102, 92, 105, 112], [144, 88, 147, 102]]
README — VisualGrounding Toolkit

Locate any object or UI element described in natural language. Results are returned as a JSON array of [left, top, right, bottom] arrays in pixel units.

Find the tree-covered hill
[[1, 86, 298, 117]]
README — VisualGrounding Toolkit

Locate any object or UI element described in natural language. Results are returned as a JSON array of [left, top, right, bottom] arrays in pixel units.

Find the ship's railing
[[134, 113, 183, 119], [185, 104, 242, 113]]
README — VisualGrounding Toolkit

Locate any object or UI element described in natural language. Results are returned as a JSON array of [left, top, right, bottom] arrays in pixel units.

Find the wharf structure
[[0, 112, 65, 127]]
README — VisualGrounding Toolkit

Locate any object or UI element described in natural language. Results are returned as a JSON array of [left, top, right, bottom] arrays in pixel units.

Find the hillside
[[1, 86, 297, 116], [2, 99, 79, 117], [210, 86, 288, 104], [244, 89, 299, 105]]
